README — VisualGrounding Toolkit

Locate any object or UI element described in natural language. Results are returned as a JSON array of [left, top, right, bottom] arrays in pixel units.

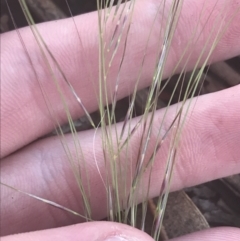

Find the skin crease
[[1, 0, 240, 240]]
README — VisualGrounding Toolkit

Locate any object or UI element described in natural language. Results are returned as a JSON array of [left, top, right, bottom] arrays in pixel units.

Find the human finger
[[1, 85, 240, 235], [170, 227, 240, 241], [1, 221, 154, 241], [2, 223, 240, 241], [2, 0, 240, 157]]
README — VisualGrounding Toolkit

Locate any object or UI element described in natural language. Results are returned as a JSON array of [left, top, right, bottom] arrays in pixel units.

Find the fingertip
[[170, 227, 240, 241], [2, 221, 154, 241]]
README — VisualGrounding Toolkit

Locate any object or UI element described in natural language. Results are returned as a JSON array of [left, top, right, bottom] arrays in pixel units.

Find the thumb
[[2, 221, 154, 241]]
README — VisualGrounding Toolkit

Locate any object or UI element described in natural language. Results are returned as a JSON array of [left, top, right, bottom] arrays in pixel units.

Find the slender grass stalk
[[1, 0, 239, 239]]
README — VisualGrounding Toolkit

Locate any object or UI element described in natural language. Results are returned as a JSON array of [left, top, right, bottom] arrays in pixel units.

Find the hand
[[1, 0, 240, 240]]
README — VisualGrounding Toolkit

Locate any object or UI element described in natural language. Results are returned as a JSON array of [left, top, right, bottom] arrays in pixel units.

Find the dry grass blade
[[1, 183, 89, 220]]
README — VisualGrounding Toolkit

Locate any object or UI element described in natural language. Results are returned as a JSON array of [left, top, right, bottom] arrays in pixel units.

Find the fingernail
[[104, 236, 129, 241]]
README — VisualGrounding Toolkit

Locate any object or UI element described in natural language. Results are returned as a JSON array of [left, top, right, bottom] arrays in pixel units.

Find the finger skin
[[1, 85, 240, 235], [2, 224, 240, 241], [1, 222, 154, 241], [170, 227, 240, 241], [1, 0, 240, 157]]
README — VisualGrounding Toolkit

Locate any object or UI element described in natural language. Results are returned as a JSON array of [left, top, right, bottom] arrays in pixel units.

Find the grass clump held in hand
[[2, 0, 240, 240]]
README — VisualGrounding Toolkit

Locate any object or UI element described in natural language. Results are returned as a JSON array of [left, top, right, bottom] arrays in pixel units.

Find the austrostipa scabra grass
[[1, 0, 240, 239]]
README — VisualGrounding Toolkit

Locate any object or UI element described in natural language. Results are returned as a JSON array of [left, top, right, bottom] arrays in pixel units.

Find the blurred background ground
[[1, 0, 240, 239]]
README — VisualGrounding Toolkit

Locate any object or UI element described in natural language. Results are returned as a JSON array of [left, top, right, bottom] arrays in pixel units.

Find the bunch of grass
[[2, 0, 239, 240]]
